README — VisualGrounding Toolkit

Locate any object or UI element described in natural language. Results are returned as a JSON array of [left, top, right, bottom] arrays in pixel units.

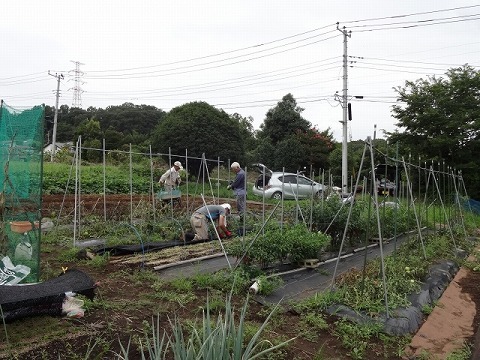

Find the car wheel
[[314, 191, 323, 199], [272, 192, 282, 200]]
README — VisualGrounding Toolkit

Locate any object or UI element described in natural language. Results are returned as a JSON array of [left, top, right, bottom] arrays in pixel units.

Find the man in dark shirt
[[227, 162, 246, 216]]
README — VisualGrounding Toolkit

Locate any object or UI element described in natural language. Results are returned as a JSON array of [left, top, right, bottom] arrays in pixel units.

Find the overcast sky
[[1, 1, 479, 142]]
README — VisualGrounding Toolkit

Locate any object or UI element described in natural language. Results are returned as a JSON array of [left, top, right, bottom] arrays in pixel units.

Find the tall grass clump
[[115, 291, 295, 359]]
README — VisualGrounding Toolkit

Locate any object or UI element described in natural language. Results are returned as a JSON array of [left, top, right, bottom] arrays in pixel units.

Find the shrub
[[227, 223, 330, 268], [312, 197, 366, 249], [284, 225, 330, 264]]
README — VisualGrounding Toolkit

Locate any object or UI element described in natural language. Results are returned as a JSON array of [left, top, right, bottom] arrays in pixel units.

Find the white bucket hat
[[221, 203, 231, 211]]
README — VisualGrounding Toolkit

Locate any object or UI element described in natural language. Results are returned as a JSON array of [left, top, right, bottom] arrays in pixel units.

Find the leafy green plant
[[292, 288, 346, 313], [227, 223, 330, 269], [117, 315, 167, 360], [312, 197, 366, 249], [284, 225, 330, 264], [254, 275, 283, 295], [333, 318, 382, 359], [297, 312, 329, 342], [190, 267, 253, 294], [463, 248, 480, 271], [43, 162, 158, 195], [421, 303, 435, 315], [88, 252, 110, 268], [169, 277, 194, 293]]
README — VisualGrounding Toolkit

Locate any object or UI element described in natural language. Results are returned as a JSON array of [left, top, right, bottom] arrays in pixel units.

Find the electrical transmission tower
[[69, 60, 85, 108]]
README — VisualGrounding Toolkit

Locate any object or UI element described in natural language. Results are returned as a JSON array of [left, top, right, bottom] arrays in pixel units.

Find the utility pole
[[337, 24, 351, 196], [48, 71, 64, 162]]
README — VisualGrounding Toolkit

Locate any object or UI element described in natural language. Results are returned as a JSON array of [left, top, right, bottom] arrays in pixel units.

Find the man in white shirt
[[159, 161, 183, 192]]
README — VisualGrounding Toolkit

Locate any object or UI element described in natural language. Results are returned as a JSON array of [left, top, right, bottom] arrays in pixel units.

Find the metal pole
[[129, 143, 133, 224], [103, 138, 106, 221], [337, 25, 351, 196], [149, 145, 156, 223], [48, 72, 63, 162]]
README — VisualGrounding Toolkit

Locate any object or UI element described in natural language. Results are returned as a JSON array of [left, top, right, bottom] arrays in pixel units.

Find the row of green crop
[[42, 162, 157, 194], [42, 162, 236, 196], [293, 196, 471, 252]]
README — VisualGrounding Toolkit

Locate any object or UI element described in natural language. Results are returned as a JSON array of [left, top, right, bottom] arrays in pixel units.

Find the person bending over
[[190, 203, 232, 240]]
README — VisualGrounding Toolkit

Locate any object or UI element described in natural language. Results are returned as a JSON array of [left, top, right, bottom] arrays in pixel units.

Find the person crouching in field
[[190, 203, 232, 240]]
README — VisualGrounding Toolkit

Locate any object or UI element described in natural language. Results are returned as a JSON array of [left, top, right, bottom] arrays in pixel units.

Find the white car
[[252, 163, 324, 200]]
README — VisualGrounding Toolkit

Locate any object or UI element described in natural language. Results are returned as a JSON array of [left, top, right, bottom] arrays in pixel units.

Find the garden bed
[[1, 194, 477, 359]]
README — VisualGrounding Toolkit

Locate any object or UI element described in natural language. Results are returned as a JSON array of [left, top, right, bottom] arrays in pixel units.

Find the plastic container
[[10, 221, 40, 233]]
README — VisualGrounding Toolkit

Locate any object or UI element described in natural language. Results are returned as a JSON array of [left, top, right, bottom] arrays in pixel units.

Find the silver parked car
[[252, 163, 324, 200]]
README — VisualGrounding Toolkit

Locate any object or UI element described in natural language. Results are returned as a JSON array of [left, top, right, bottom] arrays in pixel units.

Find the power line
[[340, 4, 480, 24], [86, 24, 337, 74], [85, 57, 342, 95], [2, 5, 478, 118], [352, 15, 480, 33], [83, 31, 340, 80], [83, 5, 480, 76]]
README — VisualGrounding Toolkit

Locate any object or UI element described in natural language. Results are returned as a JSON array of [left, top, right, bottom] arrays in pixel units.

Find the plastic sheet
[[0, 256, 30, 285]]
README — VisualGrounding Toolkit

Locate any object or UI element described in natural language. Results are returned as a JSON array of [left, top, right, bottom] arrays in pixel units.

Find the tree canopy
[[48, 103, 166, 151], [259, 93, 310, 145], [389, 65, 480, 197], [254, 94, 335, 173], [151, 101, 245, 175]]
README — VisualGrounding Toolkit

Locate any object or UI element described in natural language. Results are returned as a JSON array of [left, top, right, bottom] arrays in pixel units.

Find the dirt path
[[41, 194, 270, 218], [404, 255, 480, 359]]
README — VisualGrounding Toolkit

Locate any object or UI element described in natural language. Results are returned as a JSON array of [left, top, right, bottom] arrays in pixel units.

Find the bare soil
[[0, 194, 478, 359], [405, 256, 480, 359]]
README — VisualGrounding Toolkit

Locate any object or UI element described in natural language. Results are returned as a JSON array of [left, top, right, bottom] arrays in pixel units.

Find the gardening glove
[[225, 230, 233, 238]]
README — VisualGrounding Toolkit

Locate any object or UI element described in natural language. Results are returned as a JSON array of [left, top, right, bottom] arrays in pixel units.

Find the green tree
[[96, 103, 165, 137], [230, 113, 259, 168], [389, 65, 480, 197], [50, 103, 166, 150], [273, 136, 306, 172], [104, 128, 124, 150], [296, 126, 335, 171], [255, 93, 317, 171], [248, 138, 275, 169], [259, 93, 311, 145], [56, 106, 89, 142], [329, 139, 393, 189], [75, 118, 102, 141], [230, 113, 257, 151], [151, 101, 244, 176], [75, 118, 103, 162]]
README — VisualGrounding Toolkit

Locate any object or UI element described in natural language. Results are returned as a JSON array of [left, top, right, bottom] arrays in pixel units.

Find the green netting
[[0, 101, 44, 283]]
